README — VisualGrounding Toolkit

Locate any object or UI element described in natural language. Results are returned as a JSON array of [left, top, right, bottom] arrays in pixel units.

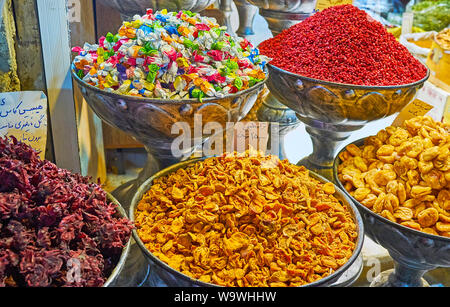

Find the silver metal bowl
[[102, 0, 217, 20], [71, 64, 267, 206], [333, 138, 450, 287], [266, 63, 430, 180], [102, 193, 132, 287], [130, 156, 365, 287], [72, 64, 267, 169]]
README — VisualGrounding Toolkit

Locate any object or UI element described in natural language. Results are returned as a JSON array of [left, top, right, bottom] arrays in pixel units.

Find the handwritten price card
[[391, 98, 434, 127], [0, 91, 48, 158]]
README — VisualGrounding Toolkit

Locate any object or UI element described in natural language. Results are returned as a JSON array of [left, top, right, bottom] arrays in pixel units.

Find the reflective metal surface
[[129, 157, 365, 287], [234, 0, 258, 36], [102, 0, 217, 20], [256, 92, 300, 160], [333, 139, 450, 287], [103, 193, 134, 287], [267, 63, 429, 180], [246, 0, 315, 35]]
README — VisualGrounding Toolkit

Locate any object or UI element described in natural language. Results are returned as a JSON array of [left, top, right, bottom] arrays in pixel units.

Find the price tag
[[0, 91, 48, 158], [315, 0, 353, 12], [391, 98, 434, 127]]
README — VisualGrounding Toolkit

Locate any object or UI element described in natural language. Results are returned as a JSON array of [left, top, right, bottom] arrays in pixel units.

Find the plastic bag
[[412, 0, 450, 32], [399, 31, 437, 62]]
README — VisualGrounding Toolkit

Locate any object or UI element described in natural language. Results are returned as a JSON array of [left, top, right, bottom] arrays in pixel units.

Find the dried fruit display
[[337, 116, 450, 237], [0, 137, 133, 287], [135, 151, 358, 287]]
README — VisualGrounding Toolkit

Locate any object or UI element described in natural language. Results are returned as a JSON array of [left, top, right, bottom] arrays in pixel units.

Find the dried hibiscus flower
[[0, 137, 133, 287]]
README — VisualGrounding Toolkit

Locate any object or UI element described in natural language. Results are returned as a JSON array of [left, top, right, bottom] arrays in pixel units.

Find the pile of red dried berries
[[0, 137, 133, 287], [259, 5, 428, 86]]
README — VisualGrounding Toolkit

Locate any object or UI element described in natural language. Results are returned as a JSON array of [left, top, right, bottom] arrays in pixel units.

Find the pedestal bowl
[[71, 65, 267, 203], [333, 138, 450, 287], [129, 157, 365, 287], [266, 63, 430, 180]]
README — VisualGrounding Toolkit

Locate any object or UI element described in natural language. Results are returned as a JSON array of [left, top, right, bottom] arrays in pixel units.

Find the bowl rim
[[102, 192, 132, 287], [70, 63, 269, 105], [333, 137, 450, 243], [129, 155, 365, 287], [267, 63, 430, 90]]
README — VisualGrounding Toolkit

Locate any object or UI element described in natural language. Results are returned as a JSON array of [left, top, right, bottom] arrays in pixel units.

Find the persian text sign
[[0, 91, 48, 158]]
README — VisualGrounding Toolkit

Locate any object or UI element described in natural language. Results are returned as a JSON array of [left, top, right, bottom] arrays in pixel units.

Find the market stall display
[[130, 150, 364, 287], [334, 115, 450, 287], [258, 4, 429, 180], [3, 0, 449, 288], [0, 137, 133, 287]]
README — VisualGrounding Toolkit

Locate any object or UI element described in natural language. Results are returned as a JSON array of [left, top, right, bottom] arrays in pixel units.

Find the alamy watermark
[[66, 258, 81, 284], [170, 116, 281, 160], [67, 0, 81, 23]]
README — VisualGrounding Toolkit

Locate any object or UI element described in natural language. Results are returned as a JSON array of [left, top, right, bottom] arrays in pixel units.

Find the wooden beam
[[69, 0, 107, 183], [94, 0, 143, 151], [11, 0, 54, 162], [36, 0, 81, 173]]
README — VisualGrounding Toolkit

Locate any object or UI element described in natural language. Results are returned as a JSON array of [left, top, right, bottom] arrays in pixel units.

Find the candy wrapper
[[72, 9, 270, 101]]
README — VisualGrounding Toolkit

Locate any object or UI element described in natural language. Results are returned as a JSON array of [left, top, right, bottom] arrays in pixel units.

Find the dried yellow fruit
[[136, 151, 358, 287], [417, 208, 439, 227], [337, 116, 450, 237]]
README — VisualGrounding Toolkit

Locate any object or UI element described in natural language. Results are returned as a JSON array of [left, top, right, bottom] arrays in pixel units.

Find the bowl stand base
[[370, 269, 430, 287], [297, 155, 335, 182]]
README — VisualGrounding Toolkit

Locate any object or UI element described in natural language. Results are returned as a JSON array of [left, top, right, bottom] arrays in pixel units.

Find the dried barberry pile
[[0, 137, 133, 287], [259, 5, 428, 86]]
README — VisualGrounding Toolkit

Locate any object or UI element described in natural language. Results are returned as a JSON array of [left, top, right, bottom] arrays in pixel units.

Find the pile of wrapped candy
[[72, 9, 269, 101]]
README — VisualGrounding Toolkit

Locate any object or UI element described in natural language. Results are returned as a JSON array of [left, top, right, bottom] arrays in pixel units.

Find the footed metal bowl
[[333, 138, 450, 287], [130, 156, 365, 287], [71, 65, 267, 172], [266, 63, 430, 180]]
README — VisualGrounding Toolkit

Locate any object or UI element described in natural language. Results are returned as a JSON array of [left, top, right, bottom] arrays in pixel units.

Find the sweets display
[[259, 5, 428, 86], [0, 137, 133, 287], [337, 116, 450, 237], [134, 151, 358, 287], [72, 9, 269, 101]]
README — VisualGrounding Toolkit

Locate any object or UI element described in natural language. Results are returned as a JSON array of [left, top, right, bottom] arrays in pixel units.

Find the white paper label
[[0, 91, 48, 158]]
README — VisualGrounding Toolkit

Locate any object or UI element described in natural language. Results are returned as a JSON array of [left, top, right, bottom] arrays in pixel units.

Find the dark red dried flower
[[0, 136, 133, 287]]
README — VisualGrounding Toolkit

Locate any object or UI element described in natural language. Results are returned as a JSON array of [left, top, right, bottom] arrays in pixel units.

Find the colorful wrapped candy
[[72, 9, 269, 101]]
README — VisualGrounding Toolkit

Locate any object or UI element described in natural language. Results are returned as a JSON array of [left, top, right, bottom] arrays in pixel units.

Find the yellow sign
[[391, 98, 434, 127], [315, 0, 353, 12], [444, 96, 450, 124]]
